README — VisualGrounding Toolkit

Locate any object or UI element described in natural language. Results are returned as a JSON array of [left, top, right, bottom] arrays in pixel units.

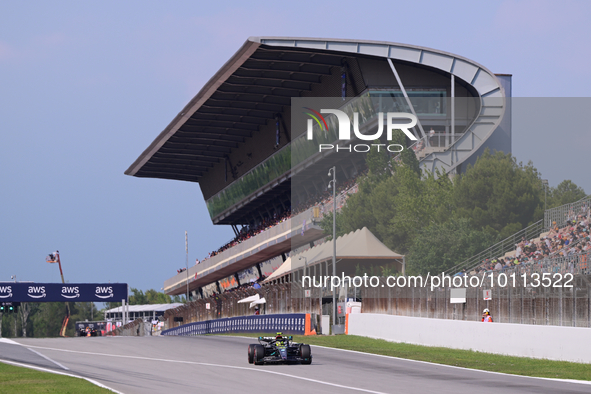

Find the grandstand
[[454, 194, 591, 276], [125, 37, 511, 298]]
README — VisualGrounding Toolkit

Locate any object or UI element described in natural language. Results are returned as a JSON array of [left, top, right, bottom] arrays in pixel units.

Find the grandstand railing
[[449, 195, 591, 276], [447, 219, 545, 275], [544, 194, 591, 229], [163, 207, 318, 292]]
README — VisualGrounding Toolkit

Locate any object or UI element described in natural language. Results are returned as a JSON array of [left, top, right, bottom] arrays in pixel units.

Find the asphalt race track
[[1, 336, 590, 394]]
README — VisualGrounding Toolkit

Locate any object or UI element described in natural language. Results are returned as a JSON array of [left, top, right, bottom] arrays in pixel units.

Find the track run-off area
[[1, 336, 590, 394]]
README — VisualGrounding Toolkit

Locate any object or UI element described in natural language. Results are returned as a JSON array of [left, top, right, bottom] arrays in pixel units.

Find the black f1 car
[[248, 333, 312, 365]]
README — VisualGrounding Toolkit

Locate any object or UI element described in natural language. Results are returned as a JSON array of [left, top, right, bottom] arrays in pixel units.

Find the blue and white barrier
[[162, 313, 307, 336]]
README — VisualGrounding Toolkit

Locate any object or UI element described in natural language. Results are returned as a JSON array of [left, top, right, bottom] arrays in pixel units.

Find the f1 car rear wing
[[259, 336, 293, 341]]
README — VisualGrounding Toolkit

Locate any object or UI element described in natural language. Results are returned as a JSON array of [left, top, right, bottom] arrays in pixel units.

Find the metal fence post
[[559, 286, 563, 326], [412, 285, 415, 317], [573, 281, 576, 327], [546, 286, 549, 326]]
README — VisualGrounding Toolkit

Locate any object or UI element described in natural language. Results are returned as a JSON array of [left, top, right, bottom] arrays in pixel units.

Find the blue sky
[[1, 1, 590, 292]]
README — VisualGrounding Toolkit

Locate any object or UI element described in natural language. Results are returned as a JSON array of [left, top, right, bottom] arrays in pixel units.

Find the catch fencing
[[361, 251, 591, 327], [165, 252, 591, 329], [545, 194, 590, 229]]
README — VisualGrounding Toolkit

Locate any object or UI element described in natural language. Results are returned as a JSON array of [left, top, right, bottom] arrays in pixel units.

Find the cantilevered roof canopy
[[125, 38, 349, 183], [125, 36, 503, 185]]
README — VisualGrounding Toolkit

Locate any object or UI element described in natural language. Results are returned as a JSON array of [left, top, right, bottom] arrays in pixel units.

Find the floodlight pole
[[48, 251, 69, 336], [299, 256, 308, 313], [542, 179, 548, 212], [185, 231, 189, 303], [55, 253, 65, 284], [328, 166, 337, 328]]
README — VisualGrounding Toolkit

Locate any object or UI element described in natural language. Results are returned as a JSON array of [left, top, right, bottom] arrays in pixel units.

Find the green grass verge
[[0, 362, 111, 393], [223, 333, 591, 381]]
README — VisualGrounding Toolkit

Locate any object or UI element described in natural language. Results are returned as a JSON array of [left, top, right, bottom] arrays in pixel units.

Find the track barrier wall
[[161, 313, 317, 336], [105, 319, 151, 337], [347, 313, 591, 363]]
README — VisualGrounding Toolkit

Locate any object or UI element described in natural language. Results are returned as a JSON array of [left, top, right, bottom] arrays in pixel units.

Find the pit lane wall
[[161, 313, 317, 336], [346, 313, 591, 364]]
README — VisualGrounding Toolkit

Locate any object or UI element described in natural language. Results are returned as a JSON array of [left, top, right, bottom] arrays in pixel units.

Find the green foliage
[[453, 150, 544, 234], [392, 129, 420, 176], [0, 288, 177, 338], [328, 147, 563, 275], [366, 139, 390, 179], [129, 288, 177, 305], [0, 363, 111, 393], [547, 180, 587, 208], [406, 218, 498, 275], [325, 160, 453, 255]]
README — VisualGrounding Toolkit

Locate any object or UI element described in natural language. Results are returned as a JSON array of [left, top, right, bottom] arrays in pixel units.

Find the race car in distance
[[248, 333, 312, 365]]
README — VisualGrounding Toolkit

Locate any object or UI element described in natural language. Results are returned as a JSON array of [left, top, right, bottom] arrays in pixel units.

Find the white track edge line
[[27, 347, 69, 370], [22, 345, 386, 394], [224, 335, 591, 386], [0, 358, 124, 394]]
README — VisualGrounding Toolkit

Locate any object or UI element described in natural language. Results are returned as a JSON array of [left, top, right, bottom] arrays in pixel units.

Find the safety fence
[[448, 219, 545, 274], [165, 252, 591, 329], [163, 283, 323, 328], [361, 251, 591, 327], [545, 194, 590, 229]]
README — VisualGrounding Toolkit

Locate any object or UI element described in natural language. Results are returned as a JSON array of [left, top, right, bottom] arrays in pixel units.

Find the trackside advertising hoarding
[[0, 283, 128, 302], [162, 314, 307, 336]]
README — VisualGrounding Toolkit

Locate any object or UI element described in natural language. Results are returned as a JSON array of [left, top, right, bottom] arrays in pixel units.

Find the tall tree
[[406, 217, 498, 275], [453, 149, 544, 238], [19, 303, 31, 337], [548, 180, 587, 208]]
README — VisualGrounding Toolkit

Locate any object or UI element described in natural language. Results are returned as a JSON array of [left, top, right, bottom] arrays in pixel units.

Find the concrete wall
[[347, 313, 591, 364]]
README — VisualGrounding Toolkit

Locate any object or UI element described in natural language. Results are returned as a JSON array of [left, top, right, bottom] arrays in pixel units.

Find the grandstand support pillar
[[231, 225, 238, 237], [199, 287, 204, 299], [234, 272, 241, 287], [387, 58, 426, 142], [309, 242, 314, 248], [216, 281, 221, 294], [281, 253, 287, 262], [256, 263, 263, 280]]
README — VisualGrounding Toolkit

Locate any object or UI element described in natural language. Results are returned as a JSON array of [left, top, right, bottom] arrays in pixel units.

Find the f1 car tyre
[[247, 344, 256, 364], [254, 344, 265, 365], [300, 344, 312, 364]]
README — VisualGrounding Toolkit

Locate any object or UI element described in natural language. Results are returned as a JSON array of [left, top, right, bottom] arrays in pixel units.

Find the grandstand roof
[[125, 36, 501, 184]]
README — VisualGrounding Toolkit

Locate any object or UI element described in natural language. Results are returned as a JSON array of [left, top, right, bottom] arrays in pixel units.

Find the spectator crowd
[[177, 171, 364, 274], [468, 206, 590, 276]]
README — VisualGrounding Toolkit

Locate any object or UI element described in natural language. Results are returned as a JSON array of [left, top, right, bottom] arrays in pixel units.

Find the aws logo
[[28, 286, 46, 299], [304, 108, 418, 153], [0, 286, 12, 298], [61, 286, 80, 299], [95, 286, 113, 299]]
